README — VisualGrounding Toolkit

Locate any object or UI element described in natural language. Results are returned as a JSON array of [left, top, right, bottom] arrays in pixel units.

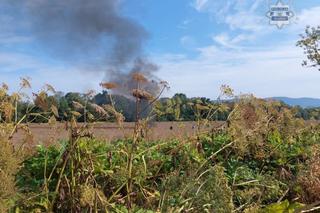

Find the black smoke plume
[[2, 0, 160, 94]]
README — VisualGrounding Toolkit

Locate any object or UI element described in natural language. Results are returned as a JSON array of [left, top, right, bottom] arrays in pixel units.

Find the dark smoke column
[[2, 0, 161, 96], [5, 0, 152, 74]]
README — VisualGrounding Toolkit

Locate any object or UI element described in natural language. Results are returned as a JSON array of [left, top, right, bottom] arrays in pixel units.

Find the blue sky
[[1, 0, 320, 98]]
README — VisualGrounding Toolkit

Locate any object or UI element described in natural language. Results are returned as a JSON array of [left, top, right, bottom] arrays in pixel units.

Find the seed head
[[44, 84, 56, 94], [132, 89, 154, 101], [20, 77, 31, 89], [89, 103, 108, 117], [100, 82, 118, 90], [132, 72, 147, 83]]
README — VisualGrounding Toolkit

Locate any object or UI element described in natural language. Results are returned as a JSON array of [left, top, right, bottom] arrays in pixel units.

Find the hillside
[[270, 97, 320, 108]]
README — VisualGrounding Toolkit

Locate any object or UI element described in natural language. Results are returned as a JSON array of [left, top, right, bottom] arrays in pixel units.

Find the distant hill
[[269, 97, 320, 108]]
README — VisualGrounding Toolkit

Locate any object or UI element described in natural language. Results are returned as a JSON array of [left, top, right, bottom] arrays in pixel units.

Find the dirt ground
[[11, 121, 225, 147]]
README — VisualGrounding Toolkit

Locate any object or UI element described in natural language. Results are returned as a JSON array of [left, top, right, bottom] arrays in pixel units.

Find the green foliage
[[13, 116, 320, 212], [165, 165, 234, 213], [154, 93, 232, 122], [14, 136, 234, 212], [262, 200, 304, 213], [17, 145, 64, 192], [4, 78, 320, 212], [297, 25, 320, 70], [8, 128, 320, 212]]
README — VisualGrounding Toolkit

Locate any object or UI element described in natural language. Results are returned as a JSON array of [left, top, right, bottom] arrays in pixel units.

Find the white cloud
[[155, 38, 320, 99], [212, 34, 232, 48], [0, 51, 104, 93], [193, 2, 320, 66], [180, 36, 196, 48], [193, 0, 265, 27], [193, 0, 272, 47], [194, 1, 320, 35], [212, 33, 256, 48], [178, 19, 192, 30], [193, 0, 209, 11], [8, 41, 312, 100], [225, 12, 266, 32], [289, 6, 320, 32]]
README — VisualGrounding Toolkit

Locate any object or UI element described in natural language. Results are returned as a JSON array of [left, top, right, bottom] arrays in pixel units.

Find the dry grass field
[[11, 121, 225, 147]]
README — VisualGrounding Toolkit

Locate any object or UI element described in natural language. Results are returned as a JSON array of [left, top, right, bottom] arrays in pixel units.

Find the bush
[[0, 129, 23, 212]]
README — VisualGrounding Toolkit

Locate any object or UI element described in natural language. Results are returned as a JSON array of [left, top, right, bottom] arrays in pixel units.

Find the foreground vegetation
[[1, 26, 320, 212], [0, 76, 320, 213], [14, 121, 320, 212]]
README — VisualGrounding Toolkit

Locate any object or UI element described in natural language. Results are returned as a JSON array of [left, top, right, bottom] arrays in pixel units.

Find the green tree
[[297, 26, 320, 70]]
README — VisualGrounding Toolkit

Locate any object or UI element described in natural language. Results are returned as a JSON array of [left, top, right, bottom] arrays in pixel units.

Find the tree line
[[8, 90, 320, 123]]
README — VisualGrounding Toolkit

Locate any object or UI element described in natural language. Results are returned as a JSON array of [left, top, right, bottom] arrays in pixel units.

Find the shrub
[[0, 135, 21, 212]]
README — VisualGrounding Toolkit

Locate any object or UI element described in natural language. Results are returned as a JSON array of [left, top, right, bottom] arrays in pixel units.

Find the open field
[[11, 121, 225, 146], [2, 0, 320, 211]]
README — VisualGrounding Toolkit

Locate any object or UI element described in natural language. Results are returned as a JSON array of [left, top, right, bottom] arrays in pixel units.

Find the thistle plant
[[0, 78, 59, 211]]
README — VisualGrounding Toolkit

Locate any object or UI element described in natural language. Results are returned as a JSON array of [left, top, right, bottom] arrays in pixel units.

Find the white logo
[[266, 0, 294, 29]]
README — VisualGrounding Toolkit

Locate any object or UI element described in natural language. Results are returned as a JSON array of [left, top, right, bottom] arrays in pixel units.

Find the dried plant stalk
[[100, 82, 118, 90], [132, 72, 147, 83], [132, 89, 154, 101]]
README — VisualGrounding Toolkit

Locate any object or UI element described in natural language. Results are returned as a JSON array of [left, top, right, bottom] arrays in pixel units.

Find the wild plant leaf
[[51, 105, 59, 118], [71, 111, 82, 117]]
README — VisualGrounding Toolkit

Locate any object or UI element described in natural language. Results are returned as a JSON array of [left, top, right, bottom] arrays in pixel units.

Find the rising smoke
[[109, 58, 161, 98], [2, 0, 160, 95]]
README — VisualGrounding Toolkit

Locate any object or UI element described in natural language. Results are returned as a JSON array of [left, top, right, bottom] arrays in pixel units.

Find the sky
[[1, 0, 320, 99]]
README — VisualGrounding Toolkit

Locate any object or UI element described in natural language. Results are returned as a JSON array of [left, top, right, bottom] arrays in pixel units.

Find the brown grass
[[10, 122, 224, 147]]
